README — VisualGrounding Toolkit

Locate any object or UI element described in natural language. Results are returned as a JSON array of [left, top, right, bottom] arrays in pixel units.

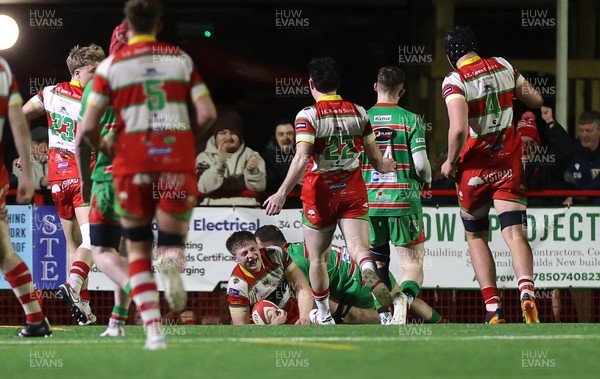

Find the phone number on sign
[[535, 272, 600, 281]]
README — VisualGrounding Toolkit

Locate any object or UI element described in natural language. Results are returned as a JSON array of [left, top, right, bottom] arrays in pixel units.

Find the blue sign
[[0, 206, 33, 289], [32, 206, 67, 290]]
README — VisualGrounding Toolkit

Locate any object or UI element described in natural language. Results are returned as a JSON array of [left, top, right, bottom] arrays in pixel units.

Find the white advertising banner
[[88, 206, 600, 291]]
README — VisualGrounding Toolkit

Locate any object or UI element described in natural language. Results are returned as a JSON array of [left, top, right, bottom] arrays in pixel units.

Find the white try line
[[1, 334, 600, 346]]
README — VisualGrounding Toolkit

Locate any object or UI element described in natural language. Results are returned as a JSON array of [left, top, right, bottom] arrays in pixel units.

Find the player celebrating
[[440, 26, 543, 323], [264, 57, 396, 325], [363, 66, 432, 324], [22, 43, 105, 326], [0, 56, 52, 337], [79, 0, 217, 350], [255, 225, 445, 324], [76, 20, 132, 337], [226, 231, 312, 325]]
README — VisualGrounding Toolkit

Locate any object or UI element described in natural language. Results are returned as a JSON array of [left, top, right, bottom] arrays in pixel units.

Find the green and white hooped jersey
[[362, 104, 427, 217]]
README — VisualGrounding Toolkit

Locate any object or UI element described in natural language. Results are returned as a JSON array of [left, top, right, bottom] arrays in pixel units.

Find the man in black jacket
[[261, 120, 302, 208], [518, 107, 574, 206], [565, 110, 600, 204]]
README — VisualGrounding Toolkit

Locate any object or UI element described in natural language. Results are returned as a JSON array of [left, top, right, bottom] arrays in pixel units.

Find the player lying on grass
[[255, 225, 445, 324], [225, 231, 312, 325]]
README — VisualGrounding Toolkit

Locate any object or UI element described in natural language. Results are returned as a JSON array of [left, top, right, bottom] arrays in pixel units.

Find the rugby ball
[[251, 300, 280, 325]]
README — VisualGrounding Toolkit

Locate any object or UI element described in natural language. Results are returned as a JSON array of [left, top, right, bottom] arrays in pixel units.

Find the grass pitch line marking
[[240, 338, 358, 350], [0, 326, 68, 331], [2, 334, 600, 346]]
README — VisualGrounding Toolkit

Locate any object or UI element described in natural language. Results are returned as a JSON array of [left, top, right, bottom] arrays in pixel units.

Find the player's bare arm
[[284, 266, 312, 325], [442, 98, 469, 180], [263, 141, 312, 216], [8, 104, 34, 204], [21, 99, 45, 121], [515, 80, 543, 109], [230, 308, 251, 325], [363, 139, 395, 173], [193, 94, 217, 138]]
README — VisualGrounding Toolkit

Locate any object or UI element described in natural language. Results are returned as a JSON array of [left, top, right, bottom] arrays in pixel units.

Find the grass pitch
[[1, 323, 599, 379]]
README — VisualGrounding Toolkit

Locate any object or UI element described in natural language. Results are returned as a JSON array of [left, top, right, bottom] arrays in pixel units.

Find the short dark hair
[[254, 225, 287, 246], [225, 231, 255, 255], [275, 118, 293, 128], [377, 66, 405, 93], [578, 111, 600, 128], [124, 0, 162, 34], [307, 57, 341, 93]]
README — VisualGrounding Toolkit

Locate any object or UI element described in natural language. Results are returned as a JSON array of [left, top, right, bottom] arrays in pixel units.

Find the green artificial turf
[[1, 323, 599, 379]]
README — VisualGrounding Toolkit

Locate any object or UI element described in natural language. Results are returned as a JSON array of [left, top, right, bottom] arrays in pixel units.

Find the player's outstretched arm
[[8, 104, 34, 204], [441, 98, 469, 180], [285, 267, 312, 325], [263, 141, 312, 216], [516, 80, 543, 110]]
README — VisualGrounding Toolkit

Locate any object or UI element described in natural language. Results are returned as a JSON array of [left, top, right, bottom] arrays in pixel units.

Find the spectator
[[12, 126, 49, 191], [565, 110, 600, 204], [196, 109, 266, 206], [518, 107, 574, 206], [260, 120, 302, 208]]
